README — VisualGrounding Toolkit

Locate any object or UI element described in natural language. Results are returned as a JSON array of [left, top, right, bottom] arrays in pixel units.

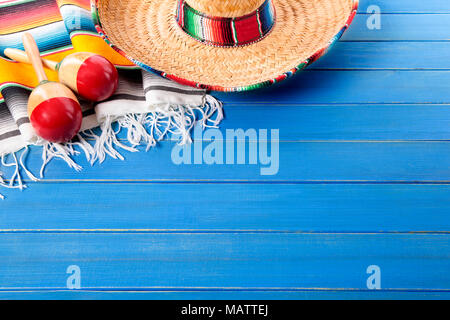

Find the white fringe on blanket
[[0, 94, 223, 199], [0, 146, 39, 198]]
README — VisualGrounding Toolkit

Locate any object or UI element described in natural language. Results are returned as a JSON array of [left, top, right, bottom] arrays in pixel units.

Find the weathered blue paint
[[1, 2, 449, 299]]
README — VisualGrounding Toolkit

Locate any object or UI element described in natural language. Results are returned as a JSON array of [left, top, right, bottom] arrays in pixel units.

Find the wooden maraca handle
[[22, 33, 48, 83], [4, 48, 58, 71]]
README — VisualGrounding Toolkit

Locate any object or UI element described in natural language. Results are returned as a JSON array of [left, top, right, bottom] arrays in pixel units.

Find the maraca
[[23, 33, 82, 143], [5, 48, 119, 102]]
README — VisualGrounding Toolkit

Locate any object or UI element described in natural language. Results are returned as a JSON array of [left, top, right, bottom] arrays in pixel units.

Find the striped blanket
[[0, 0, 223, 198]]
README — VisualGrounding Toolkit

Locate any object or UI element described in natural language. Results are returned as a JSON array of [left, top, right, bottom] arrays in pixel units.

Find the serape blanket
[[0, 0, 223, 198]]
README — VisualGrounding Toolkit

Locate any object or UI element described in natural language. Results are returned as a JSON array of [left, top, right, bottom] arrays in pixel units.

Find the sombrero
[[92, 0, 358, 92]]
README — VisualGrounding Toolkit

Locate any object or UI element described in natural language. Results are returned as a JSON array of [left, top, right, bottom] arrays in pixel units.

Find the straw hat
[[92, 0, 358, 92]]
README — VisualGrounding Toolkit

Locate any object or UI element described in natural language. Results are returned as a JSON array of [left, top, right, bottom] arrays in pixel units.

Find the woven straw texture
[[94, 0, 358, 92], [184, 0, 266, 17]]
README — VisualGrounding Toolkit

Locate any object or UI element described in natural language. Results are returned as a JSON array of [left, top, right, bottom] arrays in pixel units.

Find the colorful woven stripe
[[0, 0, 132, 96], [0, 0, 72, 56], [176, 0, 275, 47]]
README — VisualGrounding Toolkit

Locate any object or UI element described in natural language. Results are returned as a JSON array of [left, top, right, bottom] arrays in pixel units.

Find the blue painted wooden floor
[[1, 0, 450, 299]]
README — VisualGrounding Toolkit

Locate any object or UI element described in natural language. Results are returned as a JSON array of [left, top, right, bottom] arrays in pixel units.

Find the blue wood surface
[[1, 1, 450, 299], [0, 234, 449, 289], [1, 184, 449, 232], [3, 141, 449, 182]]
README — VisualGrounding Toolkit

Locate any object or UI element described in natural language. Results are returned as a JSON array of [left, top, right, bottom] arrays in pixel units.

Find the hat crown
[[176, 0, 276, 48], [184, 0, 266, 17]]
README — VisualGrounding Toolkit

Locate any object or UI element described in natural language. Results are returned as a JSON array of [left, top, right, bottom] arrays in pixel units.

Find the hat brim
[[93, 0, 358, 92]]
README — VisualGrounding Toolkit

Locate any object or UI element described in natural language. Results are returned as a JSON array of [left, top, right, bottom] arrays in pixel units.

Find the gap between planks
[[5, 180, 450, 184], [0, 288, 449, 293], [0, 230, 448, 235]]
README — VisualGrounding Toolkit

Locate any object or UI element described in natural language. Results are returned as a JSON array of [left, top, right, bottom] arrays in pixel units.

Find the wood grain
[[0, 233, 448, 290], [343, 14, 450, 41], [215, 70, 450, 104], [358, 0, 450, 13], [107, 104, 450, 142], [1, 183, 449, 232], [312, 42, 450, 69], [27, 81, 78, 115], [1, 291, 449, 300], [58, 52, 94, 92], [4, 48, 59, 70], [3, 141, 448, 182], [23, 33, 48, 83], [2, 1, 450, 299]]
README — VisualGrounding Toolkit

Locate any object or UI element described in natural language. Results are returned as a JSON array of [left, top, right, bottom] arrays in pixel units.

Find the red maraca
[[23, 33, 82, 143], [5, 48, 119, 102]]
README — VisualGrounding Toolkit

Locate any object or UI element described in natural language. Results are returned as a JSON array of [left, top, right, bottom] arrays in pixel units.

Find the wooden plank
[[1, 290, 449, 300], [108, 104, 450, 142], [359, 0, 450, 13], [313, 42, 450, 69], [1, 2, 448, 300], [4, 141, 449, 182], [1, 184, 449, 232], [214, 70, 450, 104], [343, 14, 450, 41], [0, 233, 448, 290]]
